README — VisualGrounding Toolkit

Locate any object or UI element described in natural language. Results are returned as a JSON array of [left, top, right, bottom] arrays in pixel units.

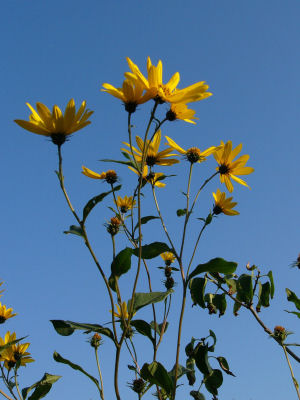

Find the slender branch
[[282, 345, 300, 399], [0, 389, 14, 400], [189, 171, 219, 218], [14, 370, 22, 400], [186, 223, 209, 278], [179, 164, 193, 261], [95, 349, 105, 400], [0, 367, 17, 400]]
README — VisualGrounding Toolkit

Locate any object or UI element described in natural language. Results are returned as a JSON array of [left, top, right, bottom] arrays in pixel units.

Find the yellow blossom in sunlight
[[214, 141, 254, 192], [123, 130, 179, 167], [102, 78, 153, 113], [110, 302, 136, 320], [128, 165, 166, 188], [82, 167, 118, 184], [0, 302, 17, 324], [160, 252, 176, 265], [15, 99, 93, 146], [165, 136, 218, 164], [1, 338, 34, 370], [126, 57, 212, 104], [0, 332, 16, 359], [115, 196, 136, 213], [166, 103, 198, 124], [212, 189, 239, 216]]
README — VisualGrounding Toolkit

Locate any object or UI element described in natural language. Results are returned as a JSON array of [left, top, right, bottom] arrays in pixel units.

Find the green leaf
[[0, 336, 26, 352], [189, 278, 207, 308], [22, 373, 61, 400], [188, 258, 237, 281], [132, 242, 171, 259], [233, 294, 242, 315], [82, 185, 121, 222], [50, 320, 114, 341], [176, 208, 187, 217], [134, 216, 159, 233], [53, 352, 99, 387], [108, 274, 118, 292], [193, 343, 212, 376], [100, 158, 134, 167], [150, 321, 169, 336], [225, 277, 237, 294], [186, 357, 196, 386], [190, 391, 205, 400], [168, 364, 192, 385], [208, 330, 217, 352], [131, 320, 154, 345], [236, 274, 253, 303], [216, 357, 235, 376], [286, 289, 300, 311], [185, 338, 196, 357], [204, 369, 223, 395], [111, 247, 133, 277], [63, 225, 84, 238], [267, 270, 275, 298], [257, 281, 270, 309], [212, 294, 227, 317], [141, 361, 173, 396], [285, 310, 300, 318], [128, 291, 172, 314]]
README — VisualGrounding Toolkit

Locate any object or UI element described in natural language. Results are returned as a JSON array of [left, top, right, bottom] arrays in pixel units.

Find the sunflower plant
[[13, 57, 300, 400]]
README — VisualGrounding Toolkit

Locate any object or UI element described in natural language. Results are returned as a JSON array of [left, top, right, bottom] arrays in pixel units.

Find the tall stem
[[282, 345, 300, 399], [14, 370, 22, 400], [0, 389, 14, 400], [179, 164, 193, 260], [95, 349, 105, 400]]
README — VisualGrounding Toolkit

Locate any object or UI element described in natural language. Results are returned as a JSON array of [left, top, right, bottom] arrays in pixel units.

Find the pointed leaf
[[188, 258, 237, 281], [257, 281, 270, 309], [82, 185, 121, 222], [189, 278, 207, 308], [285, 310, 300, 318], [204, 369, 223, 395], [22, 373, 61, 400], [111, 247, 133, 277], [141, 361, 173, 396], [100, 158, 134, 167], [267, 270, 275, 298], [193, 343, 212, 375], [132, 242, 171, 259], [131, 320, 154, 344], [236, 274, 253, 303], [128, 290, 172, 313], [134, 216, 159, 233], [0, 336, 26, 352], [53, 352, 99, 387], [150, 321, 169, 336], [286, 289, 300, 311], [64, 225, 84, 238], [208, 330, 217, 352], [216, 357, 235, 376], [51, 320, 114, 341]]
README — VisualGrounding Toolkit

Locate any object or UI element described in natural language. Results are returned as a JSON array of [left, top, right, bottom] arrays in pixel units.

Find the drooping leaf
[[204, 369, 223, 395], [128, 290, 172, 313], [132, 242, 171, 259], [186, 357, 196, 386], [193, 343, 212, 376], [185, 338, 196, 357], [108, 274, 118, 292], [267, 270, 275, 298], [188, 258, 237, 281], [111, 247, 133, 277], [286, 289, 300, 311], [150, 321, 169, 336], [53, 352, 99, 387], [141, 361, 173, 396], [131, 320, 154, 345], [208, 330, 217, 352], [233, 294, 243, 315], [225, 277, 237, 294], [82, 185, 121, 222], [22, 373, 61, 400], [189, 278, 207, 308], [134, 216, 159, 233], [236, 274, 253, 303], [216, 357, 235, 376], [256, 281, 270, 309], [63, 225, 84, 238], [50, 320, 114, 341], [176, 208, 187, 217], [212, 294, 227, 317]]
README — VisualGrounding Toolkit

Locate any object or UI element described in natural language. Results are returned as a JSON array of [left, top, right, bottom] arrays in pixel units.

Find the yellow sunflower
[[122, 130, 179, 167], [82, 167, 118, 184], [212, 189, 239, 216], [1, 339, 34, 370], [15, 99, 93, 146], [126, 57, 212, 104], [165, 136, 218, 164], [115, 196, 136, 213], [102, 78, 153, 113], [0, 302, 17, 324], [110, 302, 136, 320], [0, 332, 16, 358], [128, 165, 166, 188], [160, 252, 176, 265], [166, 103, 198, 124], [214, 141, 254, 192]]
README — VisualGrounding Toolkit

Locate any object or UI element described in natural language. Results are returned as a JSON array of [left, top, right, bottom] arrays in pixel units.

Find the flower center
[[213, 205, 223, 215], [146, 155, 157, 167], [120, 206, 128, 213], [125, 102, 137, 114], [166, 109, 177, 121], [51, 133, 66, 146], [219, 164, 230, 175], [105, 170, 118, 184], [186, 147, 203, 163], [0, 316, 6, 324], [14, 351, 22, 361]]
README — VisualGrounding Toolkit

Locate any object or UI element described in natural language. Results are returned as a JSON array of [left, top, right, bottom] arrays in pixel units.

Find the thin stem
[[14, 370, 22, 400], [114, 347, 122, 400], [186, 223, 208, 278], [0, 389, 14, 400], [282, 345, 300, 399], [128, 112, 139, 172], [0, 367, 17, 400], [95, 349, 105, 400], [189, 171, 219, 218], [179, 164, 193, 260], [125, 339, 140, 375]]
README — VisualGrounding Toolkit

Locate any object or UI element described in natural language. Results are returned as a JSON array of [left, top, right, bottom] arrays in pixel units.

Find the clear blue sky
[[1, 1, 300, 399]]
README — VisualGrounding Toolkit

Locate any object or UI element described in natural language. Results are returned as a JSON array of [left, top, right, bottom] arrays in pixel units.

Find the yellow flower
[[212, 189, 239, 216], [160, 252, 176, 265], [126, 57, 212, 104], [1, 338, 34, 370], [0, 302, 17, 324], [165, 136, 218, 164], [110, 302, 136, 320], [82, 167, 118, 184], [102, 78, 153, 113], [128, 165, 166, 188], [0, 332, 16, 359], [166, 103, 198, 124], [122, 130, 179, 167], [214, 141, 254, 192], [15, 99, 93, 146], [115, 196, 136, 213]]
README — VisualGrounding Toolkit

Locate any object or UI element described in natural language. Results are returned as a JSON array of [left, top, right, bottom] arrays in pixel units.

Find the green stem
[[0, 389, 14, 400], [95, 349, 105, 400], [189, 171, 219, 218], [0, 367, 17, 400], [179, 163, 193, 260], [186, 223, 209, 278], [282, 345, 300, 399], [14, 370, 22, 400]]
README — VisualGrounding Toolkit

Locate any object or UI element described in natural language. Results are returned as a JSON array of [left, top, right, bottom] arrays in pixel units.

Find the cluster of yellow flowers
[[14, 56, 254, 217], [0, 282, 34, 372]]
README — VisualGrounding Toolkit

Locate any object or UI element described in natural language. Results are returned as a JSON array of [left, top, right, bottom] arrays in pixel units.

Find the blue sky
[[1, 1, 300, 399]]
